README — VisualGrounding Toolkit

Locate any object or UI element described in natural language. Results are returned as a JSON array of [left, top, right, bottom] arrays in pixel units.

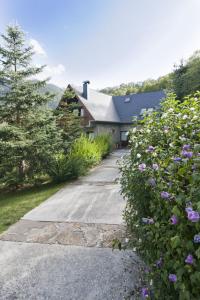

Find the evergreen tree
[[0, 25, 62, 185], [56, 87, 81, 152]]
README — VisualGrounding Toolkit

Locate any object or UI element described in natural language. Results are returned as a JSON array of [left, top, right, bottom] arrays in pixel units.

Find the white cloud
[[30, 38, 47, 57], [45, 64, 66, 76], [34, 63, 68, 87]]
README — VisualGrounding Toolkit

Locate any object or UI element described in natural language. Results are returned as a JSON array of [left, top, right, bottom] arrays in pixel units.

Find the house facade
[[59, 81, 165, 146]]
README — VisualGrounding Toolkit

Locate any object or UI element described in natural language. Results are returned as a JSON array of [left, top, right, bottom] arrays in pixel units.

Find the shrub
[[70, 134, 101, 168], [47, 153, 84, 183], [94, 133, 113, 158], [120, 93, 200, 299], [47, 134, 112, 183]]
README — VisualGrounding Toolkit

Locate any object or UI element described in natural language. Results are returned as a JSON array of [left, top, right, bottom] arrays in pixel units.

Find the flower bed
[[120, 93, 200, 299]]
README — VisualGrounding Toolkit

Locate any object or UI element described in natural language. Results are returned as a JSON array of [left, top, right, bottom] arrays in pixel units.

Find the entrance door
[[120, 131, 128, 147]]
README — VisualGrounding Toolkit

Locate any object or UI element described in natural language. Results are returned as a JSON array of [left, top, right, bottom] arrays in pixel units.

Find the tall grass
[[48, 134, 112, 183], [70, 134, 101, 168], [94, 134, 113, 158]]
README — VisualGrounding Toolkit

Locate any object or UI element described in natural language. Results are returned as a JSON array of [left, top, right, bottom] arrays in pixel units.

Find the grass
[[0, 182, 66, 234]]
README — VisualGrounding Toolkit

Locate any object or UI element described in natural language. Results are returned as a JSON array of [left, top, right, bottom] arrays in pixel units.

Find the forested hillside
[[101, 50, 200, 100]]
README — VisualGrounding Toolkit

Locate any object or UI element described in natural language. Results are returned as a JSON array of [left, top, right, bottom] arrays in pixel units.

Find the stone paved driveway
[[0, 150, 141, 300]]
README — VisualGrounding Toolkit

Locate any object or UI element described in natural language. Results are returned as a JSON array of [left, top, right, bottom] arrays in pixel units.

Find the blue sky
[[1, 0, 200, 89]]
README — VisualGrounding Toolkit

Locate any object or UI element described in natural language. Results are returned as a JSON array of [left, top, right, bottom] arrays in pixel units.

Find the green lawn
[[0, 182, 66, 234]]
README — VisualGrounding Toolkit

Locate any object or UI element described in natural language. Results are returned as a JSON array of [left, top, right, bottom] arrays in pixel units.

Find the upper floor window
[[80, 108, 85, 117]]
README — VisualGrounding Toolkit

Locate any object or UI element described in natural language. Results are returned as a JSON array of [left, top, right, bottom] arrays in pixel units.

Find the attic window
[[124, 97, 130, 103]]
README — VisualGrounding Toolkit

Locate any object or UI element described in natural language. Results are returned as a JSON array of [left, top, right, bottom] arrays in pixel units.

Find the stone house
[[59, 81, 165, 146]]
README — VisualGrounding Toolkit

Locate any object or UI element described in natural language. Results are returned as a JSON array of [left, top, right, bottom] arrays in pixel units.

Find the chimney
[[83, 80, 90, 99]]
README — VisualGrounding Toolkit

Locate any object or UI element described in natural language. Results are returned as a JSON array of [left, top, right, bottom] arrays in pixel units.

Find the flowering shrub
[[120, 93, 200, 299]]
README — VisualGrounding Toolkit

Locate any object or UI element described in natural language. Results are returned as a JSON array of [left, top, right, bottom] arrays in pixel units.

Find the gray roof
[[112, 90, 166, 123], [71, 85, 120, 122], [71, 85, 165, 123]]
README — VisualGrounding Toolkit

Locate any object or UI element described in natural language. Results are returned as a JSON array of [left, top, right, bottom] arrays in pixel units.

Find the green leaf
[[172, 205, 181, 217], [195, 247, 200, 259], [170, 235, 181, 249]]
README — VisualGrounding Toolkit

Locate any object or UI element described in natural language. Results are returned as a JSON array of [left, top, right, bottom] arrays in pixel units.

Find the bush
[[47, 153, 84, 183], [70, 135, 101, 168], [47, 134, 112, 183], [120, 93, 200, 299], [94, 134, 113, 158]]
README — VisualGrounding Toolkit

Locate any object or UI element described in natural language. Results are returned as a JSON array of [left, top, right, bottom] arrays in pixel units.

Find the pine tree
[[0, 25, 62, 185], [56, 87, 82, 152]]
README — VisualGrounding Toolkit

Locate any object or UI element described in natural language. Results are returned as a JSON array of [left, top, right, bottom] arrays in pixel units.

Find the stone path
[[0, 150, 141, 300]]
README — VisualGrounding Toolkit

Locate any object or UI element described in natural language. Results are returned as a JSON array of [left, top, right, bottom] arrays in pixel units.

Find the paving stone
[[0, 220, 126, 248]]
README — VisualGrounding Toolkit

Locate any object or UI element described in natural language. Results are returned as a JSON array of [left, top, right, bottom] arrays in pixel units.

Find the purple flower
[[183, 144, 191, 151], [148, 178, 156, 187], [194, 234, 200, 243], [169, 274, 177, 283], [185, 254, 194, 265], [147, 145, 155, 152], [185, 206, 193, 213], [173, 157, 182, 162], [181, 150, 193, 158], [170, 215, 178, 225], [138, 163, 146, 172], [187, 210, 200, 222], [141, 287, 149, 298], [161, 191, 170, 199], [152, 163, 159, 170]]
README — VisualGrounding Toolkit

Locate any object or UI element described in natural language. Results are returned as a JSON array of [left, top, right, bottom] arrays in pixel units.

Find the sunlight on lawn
[[0, 183, 66, 234]]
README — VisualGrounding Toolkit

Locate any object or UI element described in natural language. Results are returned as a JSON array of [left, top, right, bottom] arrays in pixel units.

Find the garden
[[0, 25, 112, 233], [120, 93, 200, 299]]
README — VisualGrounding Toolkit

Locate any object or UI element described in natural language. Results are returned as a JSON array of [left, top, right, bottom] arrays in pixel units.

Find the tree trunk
[[18, 160, 26, 181]]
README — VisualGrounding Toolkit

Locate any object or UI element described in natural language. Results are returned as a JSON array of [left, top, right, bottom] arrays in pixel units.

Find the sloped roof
[[71, 85, 120, 123], [71, 84, 165, 123], [112, 90, 166, 123]]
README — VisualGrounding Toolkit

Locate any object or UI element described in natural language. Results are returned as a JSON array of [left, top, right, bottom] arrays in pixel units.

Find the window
[[120, 131, 128, 141], [124, 97, 130, 103], [80, 108, 85, 117]]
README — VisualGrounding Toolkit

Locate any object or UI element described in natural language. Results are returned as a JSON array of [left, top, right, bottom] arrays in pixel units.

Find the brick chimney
[[83, 80, 90, 99]]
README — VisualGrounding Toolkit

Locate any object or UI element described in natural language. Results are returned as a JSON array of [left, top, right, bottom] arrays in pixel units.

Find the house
[[59, 81, 165, 146]]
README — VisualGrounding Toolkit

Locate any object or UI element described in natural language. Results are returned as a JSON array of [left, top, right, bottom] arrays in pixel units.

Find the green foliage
[[48, 134, 112, 183], [120, 93, 200, 299], [173, 51, 200, 100], [55, 104, 82, 153], [40, 83, 64, 109], [0, 182, 65, 233], [94, 134, 113, 158], [62, 87, 76, 100], [70, 135, 101, 168], [0, 25, 63, 186], [101, 74, 173, 96], [46, 153, 84, 183]]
